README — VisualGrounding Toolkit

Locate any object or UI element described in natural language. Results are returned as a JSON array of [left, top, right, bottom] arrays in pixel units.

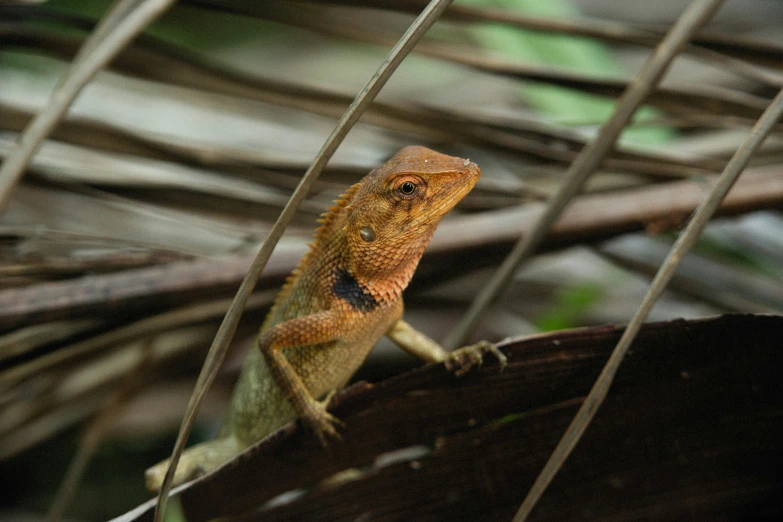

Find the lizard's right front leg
[[258, 311, 345, 445]]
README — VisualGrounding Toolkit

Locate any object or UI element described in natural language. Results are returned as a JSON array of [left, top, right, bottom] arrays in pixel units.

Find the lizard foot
[[302, 390, 345, 446], [445, 340, 507, 377]]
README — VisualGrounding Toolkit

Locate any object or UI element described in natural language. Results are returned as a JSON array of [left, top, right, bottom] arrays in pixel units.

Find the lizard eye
[[396, 181, 418, 199], [391, 175, 425, 200]]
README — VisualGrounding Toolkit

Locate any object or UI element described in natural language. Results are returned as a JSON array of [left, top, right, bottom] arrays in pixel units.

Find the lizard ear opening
[[359, 226, 376, 242]]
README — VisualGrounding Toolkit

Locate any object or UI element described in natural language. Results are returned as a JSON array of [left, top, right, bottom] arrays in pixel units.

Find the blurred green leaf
[[535, 282, 604, 331], [461, 0, 673, 145]]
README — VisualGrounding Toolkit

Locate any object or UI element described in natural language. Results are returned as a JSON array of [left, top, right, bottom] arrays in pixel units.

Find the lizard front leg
[[387, 319, 507, 375], [258, 311, 345, 445]]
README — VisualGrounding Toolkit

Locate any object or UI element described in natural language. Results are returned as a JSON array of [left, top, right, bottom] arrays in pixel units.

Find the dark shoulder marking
[[332, 268, 378, 312]]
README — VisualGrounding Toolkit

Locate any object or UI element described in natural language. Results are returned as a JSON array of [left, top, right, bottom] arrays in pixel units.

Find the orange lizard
[[145, 146, 506, 491]]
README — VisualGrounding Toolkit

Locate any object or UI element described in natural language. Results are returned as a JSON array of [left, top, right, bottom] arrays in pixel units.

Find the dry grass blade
[[298, 0, 783, 66], [12, 3, 755, 176], [0, 325, 219, 459], [1, 167, 779, 332], [512, 66, 783, 522], [2, 22, 733, 179], [0, 0, 177, 214], [46, 337, 155, 522], [599, 236, 783, 313], [180, 2, 773, 120], [5, 183, 253, 256], [0, 292, 274, 387], [0, 319, 99, 364], [444, 0, 726, 349], [421, 48, 771, 118], [0, 251, 184, 279], [152, 1, 457, 519], [196, 0, 783, 66], [69, 0, 140, 63], [0, 134, 304, 209]]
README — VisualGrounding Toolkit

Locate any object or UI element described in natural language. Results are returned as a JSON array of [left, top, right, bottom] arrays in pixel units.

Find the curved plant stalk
[[0, 0, 177, 214], [443, 0, 726, 349], [512, 48, 783, 522], [152, 0, 456, 520]]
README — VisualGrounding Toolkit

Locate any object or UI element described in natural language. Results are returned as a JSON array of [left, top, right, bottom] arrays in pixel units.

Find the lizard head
[[343, 145, 480, 281]]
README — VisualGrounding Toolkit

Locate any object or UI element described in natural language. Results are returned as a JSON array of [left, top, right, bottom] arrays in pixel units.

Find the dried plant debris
[[1, 0, 782, 520]]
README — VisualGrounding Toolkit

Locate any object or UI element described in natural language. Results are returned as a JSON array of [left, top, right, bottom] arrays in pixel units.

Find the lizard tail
[[144, 436, 240, 492]]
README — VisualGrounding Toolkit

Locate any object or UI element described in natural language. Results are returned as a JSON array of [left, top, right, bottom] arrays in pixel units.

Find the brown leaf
[[112, 314, 783, 522]]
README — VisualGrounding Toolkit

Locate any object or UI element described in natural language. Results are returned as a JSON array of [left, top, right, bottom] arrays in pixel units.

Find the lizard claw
[[302, 390, 345, 446], [445, 340, 507, 377]]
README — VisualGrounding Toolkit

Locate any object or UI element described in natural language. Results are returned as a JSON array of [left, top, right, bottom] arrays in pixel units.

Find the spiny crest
[[312, 181, 361, 242], [268, 182, 362, 312]]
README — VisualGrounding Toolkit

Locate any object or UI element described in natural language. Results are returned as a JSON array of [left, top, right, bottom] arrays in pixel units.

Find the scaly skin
[[145, 146, 506, 491]]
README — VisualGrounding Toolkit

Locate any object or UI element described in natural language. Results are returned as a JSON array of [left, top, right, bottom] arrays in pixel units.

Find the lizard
[[145, 145, 506, 491]]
